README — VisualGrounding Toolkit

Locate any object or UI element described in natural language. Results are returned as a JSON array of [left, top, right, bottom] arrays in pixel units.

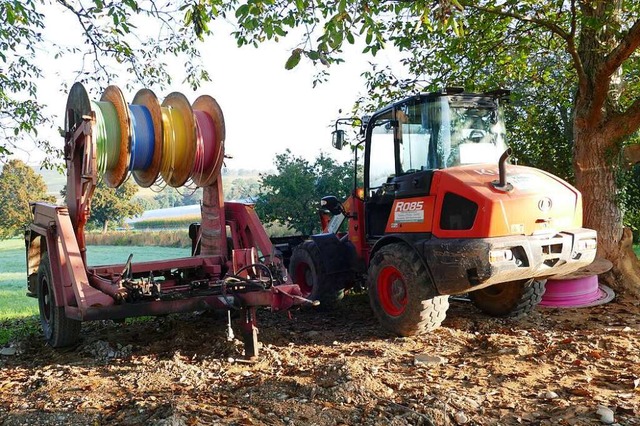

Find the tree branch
[[459, 0, 587, 98], [567, 0, 587, 95], [604, 97, 640, 143], [56, 0, 111, 79], [459, 1, 570, 39], [598, 18, 640, 80]]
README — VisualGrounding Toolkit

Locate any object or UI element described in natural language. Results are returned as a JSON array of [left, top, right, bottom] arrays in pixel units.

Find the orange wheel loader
[[288, 88, 597, 336]]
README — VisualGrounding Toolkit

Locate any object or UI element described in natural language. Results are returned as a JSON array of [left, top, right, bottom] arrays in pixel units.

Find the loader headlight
[[576, 238, 597, 251], [489, 249, 514, 263]]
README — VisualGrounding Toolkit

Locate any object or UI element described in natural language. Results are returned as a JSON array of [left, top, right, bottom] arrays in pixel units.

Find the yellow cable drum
[[161, 93, 197, 188]]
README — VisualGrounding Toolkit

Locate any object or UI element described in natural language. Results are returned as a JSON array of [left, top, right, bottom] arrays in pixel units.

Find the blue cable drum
[[128, 104, 155, 171]]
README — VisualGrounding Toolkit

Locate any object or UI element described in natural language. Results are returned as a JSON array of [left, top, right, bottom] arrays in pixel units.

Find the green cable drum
[[91, 100, 121, 173]]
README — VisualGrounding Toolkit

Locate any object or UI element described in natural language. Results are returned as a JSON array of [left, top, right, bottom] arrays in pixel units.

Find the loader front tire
[[369, 243, 448, 336], [38, 255, 81, 348], [289, 240, 344, 308], [469, 279, 546, 318]]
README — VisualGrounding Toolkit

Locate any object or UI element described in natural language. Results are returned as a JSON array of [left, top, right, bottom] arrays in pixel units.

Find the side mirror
[[320, 196, 343, 216], [332, 129, 345, 150]]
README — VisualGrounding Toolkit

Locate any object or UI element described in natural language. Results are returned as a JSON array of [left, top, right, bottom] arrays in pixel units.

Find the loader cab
[[363, 89, 509, 239]]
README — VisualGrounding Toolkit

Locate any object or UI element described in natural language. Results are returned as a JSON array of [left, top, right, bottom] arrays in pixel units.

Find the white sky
[[19, 3, 403, 171]]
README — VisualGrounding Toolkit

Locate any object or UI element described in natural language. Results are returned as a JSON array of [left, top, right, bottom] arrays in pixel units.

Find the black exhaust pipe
[[499, 148, 511, 187], [492, 148, 513, 192]]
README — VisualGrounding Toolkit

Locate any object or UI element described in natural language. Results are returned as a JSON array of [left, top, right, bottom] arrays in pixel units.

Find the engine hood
[[431, 164, 583, 238]]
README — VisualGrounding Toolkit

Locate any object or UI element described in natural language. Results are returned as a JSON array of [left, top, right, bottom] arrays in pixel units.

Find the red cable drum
[[193, 110, 217, 178], [192, 95, 225, 187]]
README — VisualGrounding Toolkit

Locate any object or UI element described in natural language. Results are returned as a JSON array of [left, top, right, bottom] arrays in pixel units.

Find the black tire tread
[[38, 255, 81, 348], [289, 240, 344, 308], [470, 279, 546, 318], [369, 243, 448, 336], [509, 279, 546, 318]]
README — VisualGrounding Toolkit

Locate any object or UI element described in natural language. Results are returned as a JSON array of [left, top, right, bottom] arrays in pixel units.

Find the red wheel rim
[[294, 262, 313, 297], [377, 265, 407, 316]]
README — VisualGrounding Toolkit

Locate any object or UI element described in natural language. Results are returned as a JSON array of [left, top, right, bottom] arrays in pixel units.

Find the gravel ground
[[0, 291, 639, 425]]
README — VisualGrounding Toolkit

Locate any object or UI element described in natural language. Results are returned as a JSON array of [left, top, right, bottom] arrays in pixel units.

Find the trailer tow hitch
[[271, 285, 320, 308]]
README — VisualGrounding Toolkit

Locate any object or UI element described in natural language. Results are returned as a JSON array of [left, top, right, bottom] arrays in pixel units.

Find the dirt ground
[[1, 292, 639, 426]]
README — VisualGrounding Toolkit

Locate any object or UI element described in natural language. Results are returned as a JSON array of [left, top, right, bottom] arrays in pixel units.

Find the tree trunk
[[102, 219, 109, 234], [574, 126, 640, 297]]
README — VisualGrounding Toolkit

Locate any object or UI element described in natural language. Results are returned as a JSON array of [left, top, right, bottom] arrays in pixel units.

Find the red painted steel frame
[[225, 202, 290, 280], [26, 112, 303, 357]]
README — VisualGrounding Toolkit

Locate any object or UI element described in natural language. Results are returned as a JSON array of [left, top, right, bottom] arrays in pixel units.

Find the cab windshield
[[369, 95, 508, 186]]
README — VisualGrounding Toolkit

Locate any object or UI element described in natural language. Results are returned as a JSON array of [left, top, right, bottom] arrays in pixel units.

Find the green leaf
[[236, 4, 249, 18], [285, 49, 302, 70], [6, 7, 15, 25]]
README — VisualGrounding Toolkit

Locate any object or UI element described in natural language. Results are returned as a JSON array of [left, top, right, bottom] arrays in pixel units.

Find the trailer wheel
[[469, 279, 546, 318], [369, 243, 448, 336], [289, 240, 344, 307], [37, 255, 81, 348]]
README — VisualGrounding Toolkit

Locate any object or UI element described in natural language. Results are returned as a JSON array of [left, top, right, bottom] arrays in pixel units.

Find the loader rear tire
[[368, 243, 448, 336], [469, 279, 546, 318], [289, 240, 344, 308], [38, 255, 81, 348]]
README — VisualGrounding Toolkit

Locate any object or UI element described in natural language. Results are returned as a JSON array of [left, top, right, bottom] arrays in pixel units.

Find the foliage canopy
[[255, 150, 353, 235], [0, 160, 55, 239], [89, 179, 144, 232]]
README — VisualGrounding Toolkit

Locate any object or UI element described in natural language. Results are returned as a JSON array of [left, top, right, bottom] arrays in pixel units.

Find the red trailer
[[24, 84, 307, 358]]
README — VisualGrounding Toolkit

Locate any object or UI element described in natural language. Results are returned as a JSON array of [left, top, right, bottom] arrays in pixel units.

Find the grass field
[[0, 239, 35, 320]]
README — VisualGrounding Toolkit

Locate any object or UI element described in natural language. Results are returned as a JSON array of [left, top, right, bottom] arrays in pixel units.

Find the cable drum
[[160, 106, 178, 187], [161, 93, 197, 188], [91, 100, 121, 174], [131, 89, 163, 188], [192, 110, 217, 186], [192, 95, 226, 187], [128, 104, 155, 171], [101, 85, 132, 188]]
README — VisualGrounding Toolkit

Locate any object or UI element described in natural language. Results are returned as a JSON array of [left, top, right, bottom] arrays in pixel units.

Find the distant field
[[130, 214, 201, 230], [85, 245, 190, 266], [85, 230, 192, 248]]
